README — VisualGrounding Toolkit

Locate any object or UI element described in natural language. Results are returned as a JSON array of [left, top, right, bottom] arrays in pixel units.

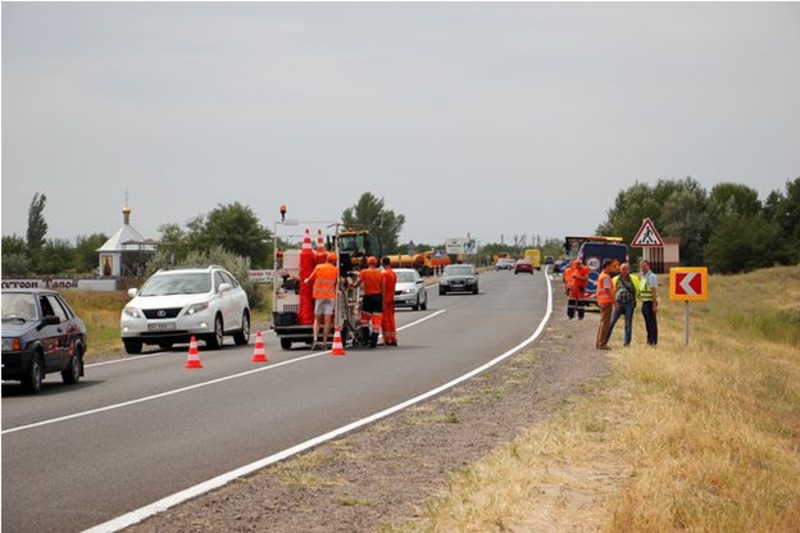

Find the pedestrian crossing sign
[[631, 218, 664, 247]]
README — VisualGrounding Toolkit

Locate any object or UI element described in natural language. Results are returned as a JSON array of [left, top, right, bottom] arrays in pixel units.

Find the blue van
[[577, 238, 629, 307]]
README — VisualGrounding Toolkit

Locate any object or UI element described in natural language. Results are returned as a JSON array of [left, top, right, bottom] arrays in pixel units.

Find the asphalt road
[[2, 269, 550, 532]]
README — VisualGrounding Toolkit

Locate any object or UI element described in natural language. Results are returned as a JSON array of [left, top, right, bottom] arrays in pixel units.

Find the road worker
[[352, 256, 384, 348], [381, 256, 398, 346], [567, 259, 590, 320], [304, 252, 339, 350], [563, 261, 574, 297], [595, 258, 617, 350]]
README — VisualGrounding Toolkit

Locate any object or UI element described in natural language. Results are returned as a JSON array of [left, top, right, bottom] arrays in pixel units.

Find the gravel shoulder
[[126, 280, 606, 532]]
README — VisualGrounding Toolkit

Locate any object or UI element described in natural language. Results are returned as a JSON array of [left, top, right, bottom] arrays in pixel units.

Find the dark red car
[[514, 260, 534, 275]]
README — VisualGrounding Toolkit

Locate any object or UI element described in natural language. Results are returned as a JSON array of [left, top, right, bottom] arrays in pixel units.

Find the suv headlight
[[123, 307, 141, 319], [186, 302, 210, 315], [2, 337, 21, 351]]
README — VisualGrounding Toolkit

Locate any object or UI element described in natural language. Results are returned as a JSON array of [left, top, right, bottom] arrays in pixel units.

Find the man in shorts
[[352, 256, 384, 348], [304, 252, 339, 350]]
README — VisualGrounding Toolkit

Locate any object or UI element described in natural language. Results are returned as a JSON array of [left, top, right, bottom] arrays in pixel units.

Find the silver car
[[438, 264, 479, 295], [392, 268, 428, 311], [120, 265, 251, 354]]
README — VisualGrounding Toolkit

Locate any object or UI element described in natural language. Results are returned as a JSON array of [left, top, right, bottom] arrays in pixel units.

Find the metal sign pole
[[685, 301, 690, 346]]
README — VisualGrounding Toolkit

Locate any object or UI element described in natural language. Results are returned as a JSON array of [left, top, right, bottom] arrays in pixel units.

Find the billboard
[[445, 237, 477, 255]]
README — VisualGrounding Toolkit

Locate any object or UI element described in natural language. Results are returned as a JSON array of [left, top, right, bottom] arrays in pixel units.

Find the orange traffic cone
[[330, 327, 346, 356], [251, 331, 268, 363], [185, 336, 203, 369]]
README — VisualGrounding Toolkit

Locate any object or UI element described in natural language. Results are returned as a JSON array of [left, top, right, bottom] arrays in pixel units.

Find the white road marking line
[[82, 276, 553, 533], [2, 311, 447, 436]]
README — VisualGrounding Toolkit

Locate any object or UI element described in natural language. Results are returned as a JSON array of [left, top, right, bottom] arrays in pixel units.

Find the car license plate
[[148, 322, 176, 332]]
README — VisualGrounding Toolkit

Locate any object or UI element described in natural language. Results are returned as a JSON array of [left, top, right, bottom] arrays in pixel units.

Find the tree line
[[597, 176, 800, 273]]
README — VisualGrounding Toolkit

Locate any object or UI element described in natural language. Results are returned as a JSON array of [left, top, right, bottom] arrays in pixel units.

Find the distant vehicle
[[494, 258, 514, 270], [439, 264, 479, 295], [577, 237, 629, 307], [393, 268, 428, 311], [2, 289, 87, 393], [524, 249, 542, 270], [121, 265, 251, 354], [545, 256, 554, 265], [514, 259, 534, 275]]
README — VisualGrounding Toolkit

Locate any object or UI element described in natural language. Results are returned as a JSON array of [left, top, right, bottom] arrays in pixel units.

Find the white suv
[[121, 265, 251, 354]]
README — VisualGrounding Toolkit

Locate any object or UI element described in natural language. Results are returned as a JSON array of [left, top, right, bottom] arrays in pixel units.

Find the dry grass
[[397, 265, 800, 532]]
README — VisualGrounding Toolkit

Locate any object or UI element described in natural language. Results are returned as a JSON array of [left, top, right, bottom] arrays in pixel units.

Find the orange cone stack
[[185, 336, 203, 368], [251, 331, 268, 363], [330, 327, 346, 356]]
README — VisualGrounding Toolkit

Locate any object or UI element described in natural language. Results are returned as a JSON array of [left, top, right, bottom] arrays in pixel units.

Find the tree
[[74, 233, 109, 273], [705, 215, 787, 273], [2, 235, 30, 277], [157, 223, 189, 265], [36, 238, 75, 275], [26, 193, 48, 267], [184, 203, 272, 268], [661, 182, 711, 266], [708, 182, 761, 222], [342, 193, 406, 255]]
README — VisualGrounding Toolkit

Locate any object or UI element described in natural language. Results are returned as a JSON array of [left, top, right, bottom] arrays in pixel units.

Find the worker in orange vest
[[304, 252, 339, 350], [595, 258, 618, 350], [381, 256, 398, 346], [563, 262, 574, 296], [352, 256, 384, 348], [568, 259, 590, 320]]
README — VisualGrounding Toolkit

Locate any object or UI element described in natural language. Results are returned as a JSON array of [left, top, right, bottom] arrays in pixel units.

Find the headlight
[[402, 288, 413, 294], [186, 302, 209, 315], [123, 307, 141, 318], [467, 279, 476, 284], [2, 337, 21, 351]]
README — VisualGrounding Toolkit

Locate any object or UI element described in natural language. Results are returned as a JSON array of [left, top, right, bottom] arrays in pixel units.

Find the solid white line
[[2, 311, 447, 436], [82, 276, 553, 533]]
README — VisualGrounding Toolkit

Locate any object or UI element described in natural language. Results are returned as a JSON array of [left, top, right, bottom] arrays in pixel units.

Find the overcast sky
[[3, 2, 799, 248]]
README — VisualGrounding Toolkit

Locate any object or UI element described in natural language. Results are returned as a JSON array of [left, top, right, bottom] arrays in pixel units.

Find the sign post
[[669, 267, 709, 345]]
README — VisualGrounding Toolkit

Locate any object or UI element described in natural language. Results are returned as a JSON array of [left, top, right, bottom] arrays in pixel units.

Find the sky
[[3, 2, 799, 249]]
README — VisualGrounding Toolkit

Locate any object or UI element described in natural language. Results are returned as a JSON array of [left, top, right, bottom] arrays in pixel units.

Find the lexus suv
[[121, 265, 250, 354]]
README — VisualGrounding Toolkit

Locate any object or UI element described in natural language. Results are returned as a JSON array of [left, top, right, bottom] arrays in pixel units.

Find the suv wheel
[[233, 311, 251, 346], [23, 352, 44, 394], [206, 315, 224, 350], [124, 339, 143, 354], [412, 295, 420, 311], [61, 345, 83, 385]]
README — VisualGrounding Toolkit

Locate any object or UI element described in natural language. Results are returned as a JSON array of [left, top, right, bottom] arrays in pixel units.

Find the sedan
[[393, 268, 428, 311], [2, 289, 87, 393], [439, 264, 479, 295], [514, 260, 534, 275]]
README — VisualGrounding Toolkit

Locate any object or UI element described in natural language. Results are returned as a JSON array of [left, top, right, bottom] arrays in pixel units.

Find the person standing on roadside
[[352, 256, 384, 348], [381, 256, 398, 346], [606, 263, 639, 347], [639, 259, 659, 346], [567, 259, 590, 320], [595, 258, 617, 350], [304, 252, 339, 350]]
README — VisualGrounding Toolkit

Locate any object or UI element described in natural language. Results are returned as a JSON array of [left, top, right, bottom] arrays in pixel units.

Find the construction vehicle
[[271, 222, 382, 350], [384, 250, 450, 276], [524, 249, 542, 270], [576, 236, 629, 308]]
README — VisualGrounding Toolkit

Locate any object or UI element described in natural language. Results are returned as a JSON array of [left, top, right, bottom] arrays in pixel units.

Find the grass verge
[[397, 265, 800, 531]]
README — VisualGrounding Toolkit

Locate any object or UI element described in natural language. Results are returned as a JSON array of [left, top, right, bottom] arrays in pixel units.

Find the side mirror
[[218, 282, 232, 293], [128, 288, 139, 298]]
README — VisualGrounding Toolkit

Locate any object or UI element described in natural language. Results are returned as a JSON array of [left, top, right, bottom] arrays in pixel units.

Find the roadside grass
[[63, 284, 274, 357], [395, 264, 800, 532]]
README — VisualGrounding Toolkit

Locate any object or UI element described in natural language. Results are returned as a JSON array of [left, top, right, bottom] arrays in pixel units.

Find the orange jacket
[[358, 268, 384, 296], [308, 263, 338, 299], [596, 270, 615, 305], [564, 266, 574, 289]]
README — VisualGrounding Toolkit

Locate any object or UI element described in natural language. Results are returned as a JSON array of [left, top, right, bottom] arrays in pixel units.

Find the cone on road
[[185, 336, 203, 369], [251, 331, 268, 363], [330, 327, 346, 356]]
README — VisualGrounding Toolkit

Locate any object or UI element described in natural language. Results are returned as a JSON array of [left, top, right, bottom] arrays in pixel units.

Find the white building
[[96, 205, 157, 279]]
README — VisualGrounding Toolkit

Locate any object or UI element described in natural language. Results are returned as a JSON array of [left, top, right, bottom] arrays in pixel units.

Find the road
[[2, 269, 550, 532]]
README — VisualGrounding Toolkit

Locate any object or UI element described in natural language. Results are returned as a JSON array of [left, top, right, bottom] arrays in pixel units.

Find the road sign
[[669, 267, 708, 302], [632, 218, 664, 247]]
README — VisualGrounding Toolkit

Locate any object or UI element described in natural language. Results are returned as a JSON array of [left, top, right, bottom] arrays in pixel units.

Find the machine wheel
[[233, 311, 251, 346], [124, 339, 143, 354], [22, 352, 44, 394], [206, 315, 224, 349], [61, 344, 84, 385], [412, 295, 420, 311], [280, 338, 292, 350], [421, 297, 428, 311], [439, 287, 446, 296], [472, 285, 479, 295]]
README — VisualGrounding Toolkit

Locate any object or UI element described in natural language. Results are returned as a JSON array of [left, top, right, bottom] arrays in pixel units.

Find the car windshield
[[2, 293, 39, 321], [445, 265, 474, 276], [395, 271, 417, 283], [139, 272, 212, 296]]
